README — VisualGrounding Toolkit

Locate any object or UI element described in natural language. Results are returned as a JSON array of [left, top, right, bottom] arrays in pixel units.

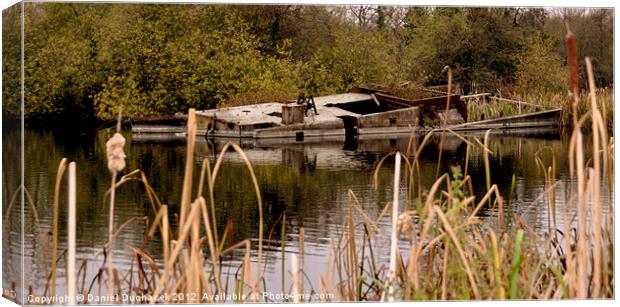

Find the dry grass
[[465, 95, 547, 122]]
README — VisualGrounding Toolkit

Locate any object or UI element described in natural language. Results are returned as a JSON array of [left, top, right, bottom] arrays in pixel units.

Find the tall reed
[[50, 158, 67, 298], [384, 152, 401, 302], [67, 162, 77, 304], [105, 107, 126, 298]]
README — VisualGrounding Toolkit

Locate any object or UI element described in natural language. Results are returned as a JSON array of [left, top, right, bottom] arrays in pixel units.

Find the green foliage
[[20, 4, 108, 122], [514, 34, 568, 96], [509, 229, 525, 299], [2, 5, 22, 118], [1, 4, 613, 122], [545, 8, 613, 87], [450, 165, 465, 200], [309, 24, 403, 93], [404, 8, 473, 84], [92, 5, 301, 119]]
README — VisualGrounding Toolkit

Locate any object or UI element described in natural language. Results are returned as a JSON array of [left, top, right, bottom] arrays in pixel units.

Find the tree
[[94, 5, 301, 119], [514, 34, 567, 96], [404, 8, 473, 86], [22, 3, 108, 124], [2, 4, 21, 119], [545, 8, 613, 87], [1, 4, 613, 123]]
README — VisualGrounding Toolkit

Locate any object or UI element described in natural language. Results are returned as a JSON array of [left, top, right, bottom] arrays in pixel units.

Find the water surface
[[2, 127, 612, 302]]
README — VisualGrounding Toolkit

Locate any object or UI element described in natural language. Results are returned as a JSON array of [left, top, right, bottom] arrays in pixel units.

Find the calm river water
[[2, 126, 612, 301]]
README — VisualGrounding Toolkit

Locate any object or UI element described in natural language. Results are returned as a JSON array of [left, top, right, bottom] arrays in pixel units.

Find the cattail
[[291, 254, 301, 303], [105, 127, 125, 299], [566, 25, 580, 100], [397, 211, 414, 235], [566, 23, 580, 128], [106, 133, 126, 173]]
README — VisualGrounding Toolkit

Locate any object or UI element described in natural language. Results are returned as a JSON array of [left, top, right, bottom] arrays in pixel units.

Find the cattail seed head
[[397, 211, 414, 235], [566, 28, 580, 99], [106, 133, 126, 173]]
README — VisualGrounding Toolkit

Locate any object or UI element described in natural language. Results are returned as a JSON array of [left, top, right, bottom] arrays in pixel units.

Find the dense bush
[[514, 34, 568, 96]]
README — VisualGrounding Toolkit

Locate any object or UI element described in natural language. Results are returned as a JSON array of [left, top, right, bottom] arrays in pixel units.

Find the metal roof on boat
[[195, 93, 374, 127]]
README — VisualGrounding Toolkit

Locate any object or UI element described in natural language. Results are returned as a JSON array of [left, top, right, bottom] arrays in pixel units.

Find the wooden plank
[[461, 93, 492, 99], [370, 93, 381, 106], [490, 96, 544, 109]]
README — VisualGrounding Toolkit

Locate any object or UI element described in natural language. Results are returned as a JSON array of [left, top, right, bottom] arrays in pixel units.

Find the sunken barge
[[130, 85, 561, 142]]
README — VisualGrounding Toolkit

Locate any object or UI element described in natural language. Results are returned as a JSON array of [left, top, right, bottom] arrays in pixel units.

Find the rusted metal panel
[[373, 92, 468, 122]]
